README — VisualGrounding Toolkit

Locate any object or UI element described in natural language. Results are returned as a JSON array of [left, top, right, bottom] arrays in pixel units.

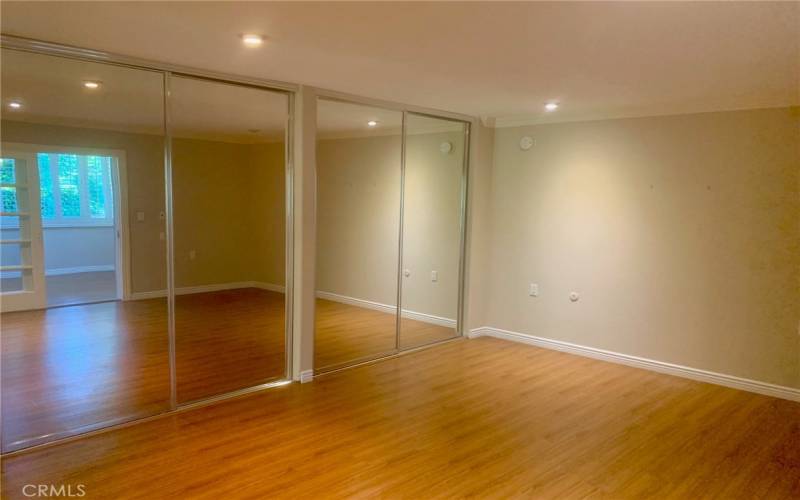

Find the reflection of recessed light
[[242, 34, 264, 47], [8, 101, 22, 109], [544, 102, 559, 112], [83, 81, 100, 89], [367, 120, 378, 127]]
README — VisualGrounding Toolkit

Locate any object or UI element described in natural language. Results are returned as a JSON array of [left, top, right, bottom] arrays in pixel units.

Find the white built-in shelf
[[0, 265, 32, 271], [0, 239, 31, 244], [0, 212, 30, 217]]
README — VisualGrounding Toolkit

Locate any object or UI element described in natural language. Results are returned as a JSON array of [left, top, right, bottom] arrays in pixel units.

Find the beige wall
[[316, 131, 465, 320], [172, 139, 285, 288], [486, 107, 800, 388], [464, 122, 496, 330], [2, 120, 167, 294], [2, 121, 287, 294], [401, 131, 464, 319], [316, 135, 401, 306]]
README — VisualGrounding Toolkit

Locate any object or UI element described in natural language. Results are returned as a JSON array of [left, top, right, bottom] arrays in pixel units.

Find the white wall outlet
[[529, 283, 539, 297], [136, 211, 145, 222], [431, 270, 438, 282], [189, 250, 196, 260], [569, 291, 580, 302]]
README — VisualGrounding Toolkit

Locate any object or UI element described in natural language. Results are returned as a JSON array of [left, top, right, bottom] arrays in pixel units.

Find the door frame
[[2, 142, 130, 305], [0, 149, 46, 312]]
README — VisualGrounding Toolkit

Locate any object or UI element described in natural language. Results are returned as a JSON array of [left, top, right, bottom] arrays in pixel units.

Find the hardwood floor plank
[[3, 337, 799, 499], [1, 290, 454, 451]]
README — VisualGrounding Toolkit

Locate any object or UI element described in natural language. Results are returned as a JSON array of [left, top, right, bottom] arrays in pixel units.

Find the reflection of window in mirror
[[36, 152, 116, 226]]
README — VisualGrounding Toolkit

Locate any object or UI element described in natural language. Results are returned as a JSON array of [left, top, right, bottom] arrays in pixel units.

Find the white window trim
[[41, 152, 116, 228]]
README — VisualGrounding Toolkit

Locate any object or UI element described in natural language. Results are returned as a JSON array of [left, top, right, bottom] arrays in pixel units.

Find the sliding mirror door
[[170, 76, 288, 403], [399, 114, 466, 349], [314, 99, 402, 371], [1, 48, 169, 451]]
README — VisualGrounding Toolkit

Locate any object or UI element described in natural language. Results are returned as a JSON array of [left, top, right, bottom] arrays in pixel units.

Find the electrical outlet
[[431, 270, 438, 282], [529, 283, 538, 297]]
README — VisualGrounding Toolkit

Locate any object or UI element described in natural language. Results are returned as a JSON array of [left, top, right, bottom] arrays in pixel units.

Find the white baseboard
[[316, 290, 394, 314], [299, 370, 313, 384], [316, 290, 456, 328], [46, 265, 115, 276], [129, 289, 165, 300], [129, 281, 286, 300], [469, 326, 800, 403]]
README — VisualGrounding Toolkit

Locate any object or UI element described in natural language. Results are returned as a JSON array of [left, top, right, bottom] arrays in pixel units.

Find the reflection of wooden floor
[[3, 337, 799, 498], [1, 288, 286, 452], [1, 289, 451, 451], [1, 298, 170, 452], [315, 299, 455, 370], [175, 288, 285, 403]]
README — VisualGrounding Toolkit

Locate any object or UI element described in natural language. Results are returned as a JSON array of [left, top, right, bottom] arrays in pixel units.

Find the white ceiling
[[1, 48, 291, 143], [1, 47, 464, 142], [1, 1, 798, 126]]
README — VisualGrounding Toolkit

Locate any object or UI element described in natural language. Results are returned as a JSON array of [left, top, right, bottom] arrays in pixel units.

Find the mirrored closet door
[[170, 76, 289, 403], [398, 114, 466, 349], [314, 99, 403, 370], [1, 48, 169, 452], [314, 100, 469, 373]]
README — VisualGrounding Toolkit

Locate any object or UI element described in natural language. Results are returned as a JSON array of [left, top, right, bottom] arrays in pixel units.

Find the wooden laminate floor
[[2, 337, 799, 499], [315, 299, 455, 370], [1, 288, 452, 451]]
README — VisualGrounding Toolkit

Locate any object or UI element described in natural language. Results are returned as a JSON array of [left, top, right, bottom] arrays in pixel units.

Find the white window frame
[[40, 152, 116, 228]]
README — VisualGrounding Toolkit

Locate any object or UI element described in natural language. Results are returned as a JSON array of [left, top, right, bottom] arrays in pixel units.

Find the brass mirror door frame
[[166, 73, 293, 405], [397, 112, 470, 352], [0, 36, 296, 454]]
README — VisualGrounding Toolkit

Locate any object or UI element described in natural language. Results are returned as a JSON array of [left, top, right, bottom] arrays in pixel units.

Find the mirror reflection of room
[[399, 114, 466, 349], [314, 99, 402, 370], [0, 48, 169, 452], [170, 76, 288, 403]]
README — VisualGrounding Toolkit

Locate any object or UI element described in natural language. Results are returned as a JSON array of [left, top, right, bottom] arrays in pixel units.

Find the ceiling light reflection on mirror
[[242, 34, 264, 47]]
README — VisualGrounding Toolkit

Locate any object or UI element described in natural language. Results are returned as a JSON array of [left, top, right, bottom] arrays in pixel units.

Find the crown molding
[[489, 103, 800, 129]]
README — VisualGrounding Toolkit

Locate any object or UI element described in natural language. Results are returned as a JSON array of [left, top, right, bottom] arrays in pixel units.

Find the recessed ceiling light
[[83, 81, 101, 89], [242, 34, 264, 47], [544, 102, 559, 112], [8, 101, 22, 109], [367, 120, 378, 127]]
